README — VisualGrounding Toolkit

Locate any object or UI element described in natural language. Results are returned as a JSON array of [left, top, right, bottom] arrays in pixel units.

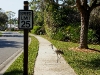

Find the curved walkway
[[30, 34, 77, 75]]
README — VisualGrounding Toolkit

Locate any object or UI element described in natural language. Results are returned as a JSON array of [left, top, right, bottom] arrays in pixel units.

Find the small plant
[[51, 30, 65, 41], [31, 26, 41, 34], [31, 26, 45, 35], [48, 27, 69, 41], [88, 29, 98, 44], [66, 23, 80, 42]]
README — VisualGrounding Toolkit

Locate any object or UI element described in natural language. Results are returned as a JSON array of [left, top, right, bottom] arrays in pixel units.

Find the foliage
[[88, 29, 98, 44], [89, 6, 100, 44], [30, 0, 100, 46], [30, 0, 44, 26], [44, 1, 80, 38], [30, 0, 80, 36], [89, 15, 100, 29], [50, 28, 67, 41], [4, 36, 39, 75], [31, 26, 41, 34], [6, 11, 15, 24], [45, 22, 81, 42], [0, 12, 8, 26], [30, 0, 45, 35], [60, 8, 80, 26], [66, 23, 81, 42], [34, 11, 44, 26], [76, 0, 100, 49], [31, 26, 45, 35]]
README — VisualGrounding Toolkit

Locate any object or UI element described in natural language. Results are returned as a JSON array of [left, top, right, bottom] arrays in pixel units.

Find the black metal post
[[23, 1, 29, 75]]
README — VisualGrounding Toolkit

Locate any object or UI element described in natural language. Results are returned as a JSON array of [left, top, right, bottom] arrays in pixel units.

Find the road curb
[[0, 48, 23, 75], [0, 37, 31, 75]]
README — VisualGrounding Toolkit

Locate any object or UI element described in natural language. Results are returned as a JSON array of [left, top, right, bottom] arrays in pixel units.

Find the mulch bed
[[69, 47, 100, 53]]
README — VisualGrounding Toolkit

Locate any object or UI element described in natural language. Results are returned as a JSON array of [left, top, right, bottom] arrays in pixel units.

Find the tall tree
[[6, 11, 15, 24], [6, 11, 15, 30], [0, 8, 8, 30], [30, 0, 100, 49], [30, 0, 44, 26], [47, 0, 100, 49], [0, 11, 8, 26], [76, 0, 100, 49]]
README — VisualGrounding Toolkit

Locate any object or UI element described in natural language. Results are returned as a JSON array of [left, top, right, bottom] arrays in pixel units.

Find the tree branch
[[82, 0, 89, 10], [49, 0, 76, 8], [92, 0, 97, 6], [76, 0, 83, 12], [89, 1, 100, 12]]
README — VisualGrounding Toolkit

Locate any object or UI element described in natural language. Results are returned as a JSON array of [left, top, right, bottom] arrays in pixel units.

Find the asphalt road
[[0, 31, 23, 66]]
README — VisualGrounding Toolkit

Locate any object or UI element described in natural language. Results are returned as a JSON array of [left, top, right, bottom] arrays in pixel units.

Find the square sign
[[18, 10, 33, 29]]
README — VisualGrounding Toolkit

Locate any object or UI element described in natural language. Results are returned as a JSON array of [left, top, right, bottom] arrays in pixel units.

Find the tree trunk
[[79, 11, 90, 49]]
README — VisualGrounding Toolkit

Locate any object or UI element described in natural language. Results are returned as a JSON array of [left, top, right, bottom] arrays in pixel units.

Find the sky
[[0, 0, 31, 18]]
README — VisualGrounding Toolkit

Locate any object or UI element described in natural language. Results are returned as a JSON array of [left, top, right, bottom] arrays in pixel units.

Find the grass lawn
[[42, 35, 100, 75], [3, 36, 39, 75]]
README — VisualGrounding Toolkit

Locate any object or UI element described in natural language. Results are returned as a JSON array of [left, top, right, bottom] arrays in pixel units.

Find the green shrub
[[89, 14, 100, 44], [31, 26, 44, 35], [48, 23, 81, 42], [45, 22, 81, 42], [88, 29, 98, 44], [66, 23, 80, 43], [51, 30, 65, 41], [49, 27, 69, 41]]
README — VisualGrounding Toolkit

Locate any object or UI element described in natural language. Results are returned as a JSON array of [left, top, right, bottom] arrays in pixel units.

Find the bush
[[31, 26, 41, 35], [48, 23, 81, 42], [51, 30, 66, 41], [89, 14, 100, 44], [31, 26, 45, 35], [66, 23, 80, 43], [88, 29, 98, 44]]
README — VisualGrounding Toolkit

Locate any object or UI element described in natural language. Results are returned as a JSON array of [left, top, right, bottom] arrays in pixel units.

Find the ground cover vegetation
[[42, 35, 100, 75], [3, 36, 39, 75]]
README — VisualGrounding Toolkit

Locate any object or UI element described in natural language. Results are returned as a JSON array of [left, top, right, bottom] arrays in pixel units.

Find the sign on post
[[18, 10, 33, 29]]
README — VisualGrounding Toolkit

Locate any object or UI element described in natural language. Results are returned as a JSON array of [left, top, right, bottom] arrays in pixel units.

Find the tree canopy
[[30, 0, 100, 49], [0, 9, 8, 26]]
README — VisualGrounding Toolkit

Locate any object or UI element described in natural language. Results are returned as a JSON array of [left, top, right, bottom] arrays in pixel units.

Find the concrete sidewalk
[[30, 34, 77, 75]]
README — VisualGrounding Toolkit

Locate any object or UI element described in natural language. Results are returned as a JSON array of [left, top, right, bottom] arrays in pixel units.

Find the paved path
[[30, 34, 77, 75]]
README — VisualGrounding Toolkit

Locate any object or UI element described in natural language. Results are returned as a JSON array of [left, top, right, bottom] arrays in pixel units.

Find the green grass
[[3, 36, 39, 75], [42, 35, 100, 75], [0, 32, 2, 36]]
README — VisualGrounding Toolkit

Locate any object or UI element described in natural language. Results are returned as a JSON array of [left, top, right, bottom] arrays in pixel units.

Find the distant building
[[7, 24, 19, 31], [7, 24, 17, 28]]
